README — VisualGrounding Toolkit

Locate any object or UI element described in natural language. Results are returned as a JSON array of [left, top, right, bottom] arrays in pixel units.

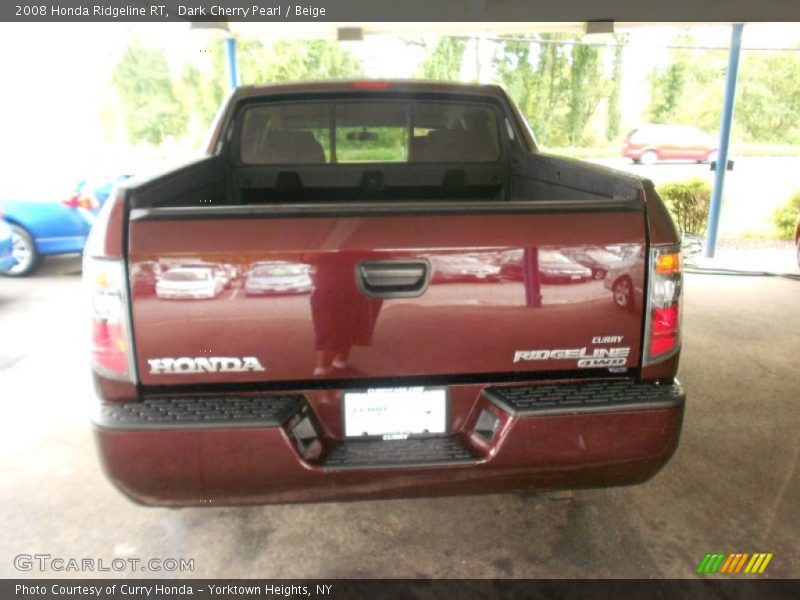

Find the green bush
[[772, 190, 800, 239], [656, 178, 712, 234]]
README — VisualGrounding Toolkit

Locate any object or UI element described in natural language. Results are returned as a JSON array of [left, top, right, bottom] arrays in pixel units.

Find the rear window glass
[[239, 101, 502, 165]]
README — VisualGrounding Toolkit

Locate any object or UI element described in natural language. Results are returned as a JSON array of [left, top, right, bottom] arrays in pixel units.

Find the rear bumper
[[93, 379, 685, 506]]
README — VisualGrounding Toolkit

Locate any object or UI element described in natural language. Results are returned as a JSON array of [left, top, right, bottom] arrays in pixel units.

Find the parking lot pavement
[[691, 243, 800, 275], [0, 254, 797, 579]]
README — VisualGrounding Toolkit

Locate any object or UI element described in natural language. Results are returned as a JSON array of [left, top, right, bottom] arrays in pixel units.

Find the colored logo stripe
[[697, 553, 726, 574], [697, 553, 773, 574], [719, 553, 748, 573], [744, 553, 774, 574]]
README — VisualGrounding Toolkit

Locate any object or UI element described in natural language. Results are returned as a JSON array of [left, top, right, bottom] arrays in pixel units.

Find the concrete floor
[[0, 254, 797, 579]]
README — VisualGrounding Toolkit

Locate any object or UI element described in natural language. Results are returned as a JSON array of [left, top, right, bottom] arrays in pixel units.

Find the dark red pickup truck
[[85, 81, 685, 506]]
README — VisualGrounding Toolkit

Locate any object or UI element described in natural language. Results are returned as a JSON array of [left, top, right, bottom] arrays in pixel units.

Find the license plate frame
[[342, 386, 448, 440]]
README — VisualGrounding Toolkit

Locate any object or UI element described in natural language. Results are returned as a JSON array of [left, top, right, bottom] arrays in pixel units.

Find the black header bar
[[3, 0, 800, 23]]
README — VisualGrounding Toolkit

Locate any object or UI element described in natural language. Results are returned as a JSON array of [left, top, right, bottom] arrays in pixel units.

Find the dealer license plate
[[343, 387, 447, 439]]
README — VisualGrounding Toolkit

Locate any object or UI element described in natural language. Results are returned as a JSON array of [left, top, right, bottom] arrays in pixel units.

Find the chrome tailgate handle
[[356, 260, 431, 298]]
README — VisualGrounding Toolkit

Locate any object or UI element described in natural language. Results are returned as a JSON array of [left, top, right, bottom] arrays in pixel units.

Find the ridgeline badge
[[513, 346, 631, 368]]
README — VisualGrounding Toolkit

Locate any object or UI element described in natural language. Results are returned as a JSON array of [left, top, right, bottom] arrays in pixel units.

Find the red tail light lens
[[63, 194, 99, 210], [83, 257, 134, 381], [91, 320, 128, 373], [650, 305, 680, 356], [644, 245, 683, 365], [80, 194, 100, 210]]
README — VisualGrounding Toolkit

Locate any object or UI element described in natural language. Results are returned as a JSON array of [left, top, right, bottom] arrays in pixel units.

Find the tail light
[[83, 256, 135, 381], [643, 245, 683, 365], [63, 193, 99, 210]]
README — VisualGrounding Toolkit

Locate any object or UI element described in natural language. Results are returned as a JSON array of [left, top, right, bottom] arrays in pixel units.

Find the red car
[[622, 124, 717, 165], [87, 81, 685, 506]]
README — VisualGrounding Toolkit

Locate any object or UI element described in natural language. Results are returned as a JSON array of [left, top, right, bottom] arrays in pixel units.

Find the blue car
[[0, 174, 132, 277], [72, 174, 133, 210], [0, 216, 15, 272]]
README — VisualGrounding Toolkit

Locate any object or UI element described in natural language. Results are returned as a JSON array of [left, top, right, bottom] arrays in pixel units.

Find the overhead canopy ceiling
[[182, 0, 792, 30], [192, 21, 740, 40]]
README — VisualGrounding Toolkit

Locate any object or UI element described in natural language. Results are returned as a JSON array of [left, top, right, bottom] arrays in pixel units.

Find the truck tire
[[1, 224, 40, 277]]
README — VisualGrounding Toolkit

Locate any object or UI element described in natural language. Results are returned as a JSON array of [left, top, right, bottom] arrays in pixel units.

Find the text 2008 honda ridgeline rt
[[86, 81, 685, 506]]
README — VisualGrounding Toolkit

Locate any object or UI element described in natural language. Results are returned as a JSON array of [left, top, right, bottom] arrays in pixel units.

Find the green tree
[[493, 35, 571, 146], [674, 49, 727, 135], [645, 41, 800, 144], [645, 36, 728, 133], [238, 39, 364, 84], [175, 42, 226, 136], [646, 62, 687, 123], [737, 52, 800, 144], [566, 43, 611, 145], [605, 37, 624, 141], [494, 34, 618, 147], [417, 37, 468, 80], [174, 39, 363, 141], [772, 190, 800, 238], [111, 42, 187, 145], [657, 178, 712, 234]]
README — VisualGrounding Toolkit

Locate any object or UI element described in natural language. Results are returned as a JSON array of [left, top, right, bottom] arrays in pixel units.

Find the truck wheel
[[612, 277, 634, 310], [1, 224, 40, 277], [639, 150, 658, 165]]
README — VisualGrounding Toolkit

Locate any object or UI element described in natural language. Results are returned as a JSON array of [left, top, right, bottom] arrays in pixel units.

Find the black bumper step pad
[[94, 395, 306, 430], [323, 436, 476, 471], [484, 380, 685, 417]]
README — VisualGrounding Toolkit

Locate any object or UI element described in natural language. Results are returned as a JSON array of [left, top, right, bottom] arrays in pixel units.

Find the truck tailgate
[[128, 203, 646, 386]]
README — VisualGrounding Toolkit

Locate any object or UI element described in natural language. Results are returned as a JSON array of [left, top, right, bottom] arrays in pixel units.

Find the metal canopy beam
[[225, 37, 238, 90], [705, 23, 744, 257], [225, 21, 715, 40]]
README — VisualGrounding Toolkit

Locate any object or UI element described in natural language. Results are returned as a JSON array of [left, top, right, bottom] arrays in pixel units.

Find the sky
[[0, 21, 799, 196]]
